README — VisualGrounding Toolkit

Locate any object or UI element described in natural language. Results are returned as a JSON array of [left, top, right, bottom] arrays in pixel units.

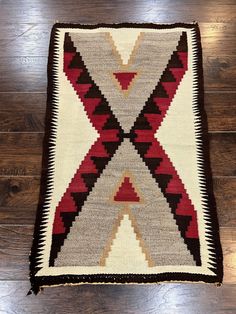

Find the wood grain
[[0, 133, 43, 155], [209, 133, 236, 176], [0, 22, 235, 57], [0, 57, 47, 92], [214, 177, 236, 228], [204, 92, 236, 131], [0, 281, 235, 314], [0, 0, 236, 23], [0, 206, 37, 225], [0, 177, 40, 209], [0, 93, 46, 132], [0, 133, 43, 176], [220, 228, 236, 284]]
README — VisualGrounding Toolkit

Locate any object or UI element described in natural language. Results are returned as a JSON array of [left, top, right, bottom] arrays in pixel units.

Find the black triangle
[[103, 141, 121, 156], [154, 83, 169, 98], [177, 32, 188, 52], [155, 174, 172, 191], [143, 101, 161, 114], [161, 68, 176, 82], [168, 51, 183, 68], [81, 173, 99, 190], [145, 158, 162, 172], [64, 33, 76, 53], [135, 142, 151, 155], [85, 84, 101, 99], [71, 192, 88, 209], [69, 53, 82, 69], [134, 115, 152, 130], [174, 213, 191, 236], [165, 193, 182, 211], [49, 234, 65, 266], [186, 238, 201, 266], [91, 156, 111, 172], [61, 212, 78, 231], [76, 71, 91, 84], [93, 102, 111, 115], [102, 116, 120, 129]]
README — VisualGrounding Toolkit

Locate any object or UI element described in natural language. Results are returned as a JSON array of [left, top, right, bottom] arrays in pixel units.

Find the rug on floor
[[29, 23, 223, 294]]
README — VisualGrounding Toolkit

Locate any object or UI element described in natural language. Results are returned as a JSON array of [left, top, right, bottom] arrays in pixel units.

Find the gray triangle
[[70, 31, 182, 132]]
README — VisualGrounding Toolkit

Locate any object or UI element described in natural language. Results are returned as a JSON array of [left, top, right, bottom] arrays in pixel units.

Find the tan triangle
[[100, 209, 154, 267], [107, 31, 143, 67]]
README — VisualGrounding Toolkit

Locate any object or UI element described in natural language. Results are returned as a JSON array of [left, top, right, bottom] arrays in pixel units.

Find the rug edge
[[192, 23, 223, 283], [28, 22, 223, 295]]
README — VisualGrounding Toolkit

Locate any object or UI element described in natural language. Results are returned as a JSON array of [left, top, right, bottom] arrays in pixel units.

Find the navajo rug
[[29, 23, 223, 294]]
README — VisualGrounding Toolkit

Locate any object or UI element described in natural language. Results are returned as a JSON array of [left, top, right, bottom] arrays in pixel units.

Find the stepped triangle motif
[[114, 176, 140, 202], [108, 30, 141, 65], [103, 212, 152, 269], [113, 72, 137, 90]]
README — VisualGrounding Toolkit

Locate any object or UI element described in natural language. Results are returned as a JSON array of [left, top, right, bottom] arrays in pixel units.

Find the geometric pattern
[[29, 23, 223, 294], [55, 139, 196, 268], [113, 72, 137, 92]]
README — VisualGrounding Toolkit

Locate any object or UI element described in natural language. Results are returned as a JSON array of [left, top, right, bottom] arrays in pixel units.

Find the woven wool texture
[[29, 23, 223, 294]]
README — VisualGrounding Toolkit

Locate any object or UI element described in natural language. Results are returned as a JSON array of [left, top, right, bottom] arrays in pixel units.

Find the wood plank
[[0, 0, 236, 23], [204, 56, 236, 90], [0, 133, 43, 176], [220, 228, 236, 284], [0, 206, 37, 225], [0, 57, 47, 92], [0, 177, 235, 227], [209, 133, 236, 176], [0, 92, 235, 132], [0, 281, 235, 314], [0, 133, 235, 176], [0, 135, 44, 178], [0, 155, 42, 177], [0, 177, 40, 209], [0, 93, 46, 112], [214, 178, 236, 228], [204, 93, 236, 131], [0, 23, 235, 58], [0, 225, 234, 283], [0, 225, 32, 280], [0, 93, 46, 132], [0, 24, 50, 57], [200, 23, 236, 57]]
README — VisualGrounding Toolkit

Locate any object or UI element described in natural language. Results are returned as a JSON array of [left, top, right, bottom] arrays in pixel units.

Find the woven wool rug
[[29, 23, 223, 294]]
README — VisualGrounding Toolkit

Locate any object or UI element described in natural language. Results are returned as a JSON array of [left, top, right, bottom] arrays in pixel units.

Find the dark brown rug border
[[29, 22, 223, 295]]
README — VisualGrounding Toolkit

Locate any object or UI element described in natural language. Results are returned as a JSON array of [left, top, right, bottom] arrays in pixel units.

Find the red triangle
[[53, 211, 66, 234], [113, 72, 137, 90], [114, 176, 140, 202]]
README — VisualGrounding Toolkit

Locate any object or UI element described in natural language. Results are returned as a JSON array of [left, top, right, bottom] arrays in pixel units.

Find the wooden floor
[[0, 0, 236, 313]]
